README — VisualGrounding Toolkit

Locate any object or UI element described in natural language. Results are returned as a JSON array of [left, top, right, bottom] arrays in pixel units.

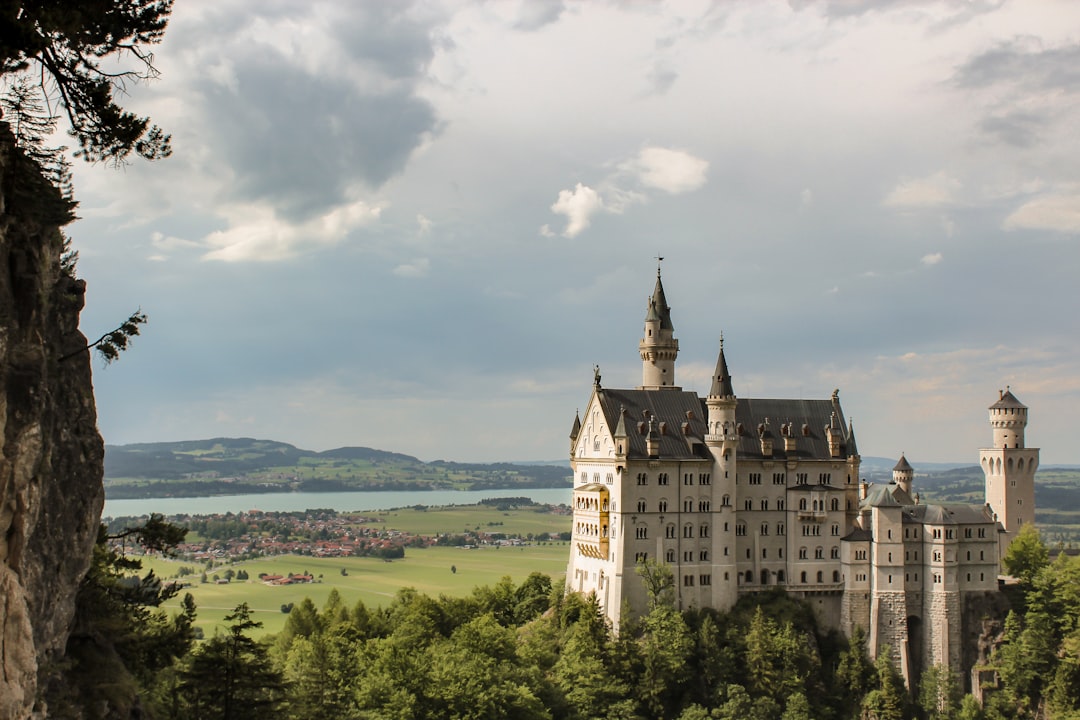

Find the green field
[[142, 543, 570, 638]]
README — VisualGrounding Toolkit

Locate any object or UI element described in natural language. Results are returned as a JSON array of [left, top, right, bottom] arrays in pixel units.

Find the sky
[[59, 0, 1080, 464]]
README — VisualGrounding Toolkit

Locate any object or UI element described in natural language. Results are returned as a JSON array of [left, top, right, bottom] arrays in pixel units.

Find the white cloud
[[550, 183, 604, 238], [626, 147, 709, 195], [417, 214, 433, 234], [883, 171, 961, 209], [921, 252, 943, 265], [546, 146, 707, 237], [393, 258, 431, 278], [1003, 193, 1080, 233], [202, 198, 384, 262], [539, 224, 555, 237], [800, 188, 814, 211]]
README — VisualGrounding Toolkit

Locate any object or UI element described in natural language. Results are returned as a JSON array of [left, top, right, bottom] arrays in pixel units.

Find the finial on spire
[[655, 254, 664, 276], [719, 331, 724, 350]]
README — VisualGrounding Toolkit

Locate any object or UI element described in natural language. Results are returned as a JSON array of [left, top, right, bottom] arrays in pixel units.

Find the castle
[[565, 267, 1037, 686]]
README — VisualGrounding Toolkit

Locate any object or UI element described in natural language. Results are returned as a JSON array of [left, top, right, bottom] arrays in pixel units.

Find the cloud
[[513, 0, 565, 31], [393, 258, 431, 277], [546, 146, 708, 237], [417, 214, 433, 234], [550, 183, 604, 238], [625, 147, 709, 194], [883, 171, 961, 209], [202, 198, 384, 261], [921, 252, 943, 265], [954, 39, 1080, 92], [1003, 193, 1080, 234], [800, 188, 814, 211]]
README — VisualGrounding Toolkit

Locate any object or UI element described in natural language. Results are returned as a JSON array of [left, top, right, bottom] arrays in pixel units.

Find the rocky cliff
[[0, 124, 105, 718]]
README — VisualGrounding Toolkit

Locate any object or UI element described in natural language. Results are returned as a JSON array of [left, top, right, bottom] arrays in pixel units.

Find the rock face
[[0, 125, 105, 718]]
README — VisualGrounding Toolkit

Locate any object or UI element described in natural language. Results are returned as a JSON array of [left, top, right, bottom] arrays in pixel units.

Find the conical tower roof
[[709, 337, 735, 398], [990, 387, 1026, 410], [644, 267, 674, 331], [893, 454, 913, 472]]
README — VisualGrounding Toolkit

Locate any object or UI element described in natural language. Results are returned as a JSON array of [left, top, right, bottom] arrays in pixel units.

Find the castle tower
[[980, 388, 1039, 562], [893, 454, 913, 496], [705, 337, 739, 609], [638, 266, 680, 390]]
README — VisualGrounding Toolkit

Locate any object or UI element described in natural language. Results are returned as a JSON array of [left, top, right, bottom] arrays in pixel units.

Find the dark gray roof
[[722, 397, 855, 461], [863, 483, 904, 508], [596, 388, 711, 460], [893, 454, 913, 472], [570, 412, 581, 440], [990, 388, 1026, 410], [842, 527, 872, 542], [905, 503, 994, 526], [595, 384, 854, 462]]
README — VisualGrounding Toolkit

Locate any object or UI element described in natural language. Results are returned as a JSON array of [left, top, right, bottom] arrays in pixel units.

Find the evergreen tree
[[177, 603, 285, 720]]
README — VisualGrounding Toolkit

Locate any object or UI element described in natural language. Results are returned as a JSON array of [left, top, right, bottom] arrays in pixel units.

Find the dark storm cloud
[[513, 0, 566, 31], [978, 111, 1044, 148], [178, 3, 441, 222], [954, 40, 1080, 91], [202, 53, 437, 220], [328, 3, 442, 78]]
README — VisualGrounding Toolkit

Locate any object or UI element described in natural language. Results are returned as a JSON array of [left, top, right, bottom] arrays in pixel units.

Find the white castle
[[565, 267, 1037, 686]]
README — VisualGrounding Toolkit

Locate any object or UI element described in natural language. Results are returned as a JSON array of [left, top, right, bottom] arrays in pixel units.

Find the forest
[[44, 520, 1080, 720]]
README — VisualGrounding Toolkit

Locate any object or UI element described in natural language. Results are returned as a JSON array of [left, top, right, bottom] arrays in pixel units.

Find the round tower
[[980, 388, 1039, 562], [892, 454, 913, 496], [990, 387, 1028, 449], [638, 265, 680, 390]]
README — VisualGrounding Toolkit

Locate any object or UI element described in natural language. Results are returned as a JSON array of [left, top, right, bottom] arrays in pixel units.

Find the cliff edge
[[0, 124, 105, 718]]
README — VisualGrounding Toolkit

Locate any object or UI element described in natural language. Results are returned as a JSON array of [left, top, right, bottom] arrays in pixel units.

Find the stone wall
[[0, 126, 105, 718]]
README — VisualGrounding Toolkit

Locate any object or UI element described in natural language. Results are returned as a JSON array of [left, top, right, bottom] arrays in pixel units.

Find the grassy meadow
[[141, 504, 572, 637]]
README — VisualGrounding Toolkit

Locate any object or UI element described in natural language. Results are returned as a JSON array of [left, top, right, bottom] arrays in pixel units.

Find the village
[[106, 507, 571, 568]]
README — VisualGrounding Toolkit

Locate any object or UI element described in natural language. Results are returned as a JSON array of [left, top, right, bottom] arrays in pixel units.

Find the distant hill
[[104, 438, 571, 499]]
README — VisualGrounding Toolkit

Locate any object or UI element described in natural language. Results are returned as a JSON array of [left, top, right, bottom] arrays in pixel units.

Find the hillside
[[104, 438, 572, 499]]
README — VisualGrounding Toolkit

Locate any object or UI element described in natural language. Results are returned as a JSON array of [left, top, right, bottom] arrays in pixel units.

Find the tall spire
[[639, 261, 680, 389], [645, 262, 674, 331], [709, 333, 735, 398]]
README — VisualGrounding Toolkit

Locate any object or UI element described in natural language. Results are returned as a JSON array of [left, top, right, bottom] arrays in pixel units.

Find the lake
[[103, 487, 574, 518]]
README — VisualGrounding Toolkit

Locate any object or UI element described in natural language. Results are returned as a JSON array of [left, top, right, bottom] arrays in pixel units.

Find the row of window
[[634, 499, 716, 513], [740, 569, 842, 585], [666, 549, 712, 562], [634, 472, 713, 486], [635, 525, 711, 539]]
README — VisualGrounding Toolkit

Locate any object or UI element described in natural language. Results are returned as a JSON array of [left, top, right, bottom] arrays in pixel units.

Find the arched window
[[833, 570, 840, 583], [800, 571, 807, 583], [745, 570, 754, 583], [817, 571, 824, 583], [761, 569, 769, 585], [799, 498, 807, 511], [777, 570, 786, 583]]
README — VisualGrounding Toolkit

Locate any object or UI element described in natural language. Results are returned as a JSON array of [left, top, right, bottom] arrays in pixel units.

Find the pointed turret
[[892, 453, 913, 495], [706, 335, 738, 447], [569, 411, 581, 456], [613, 406, 628, 458], [709, 336, 735, 399], [847, 419, 859, 457], [638, 264, 680, 389]]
